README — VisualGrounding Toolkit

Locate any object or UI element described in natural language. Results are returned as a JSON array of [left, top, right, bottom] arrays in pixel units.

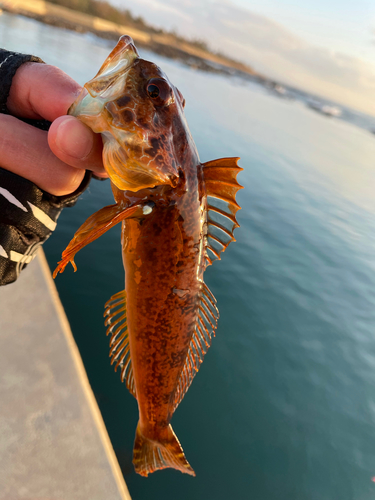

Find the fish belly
[[122, 200, 203, 437]]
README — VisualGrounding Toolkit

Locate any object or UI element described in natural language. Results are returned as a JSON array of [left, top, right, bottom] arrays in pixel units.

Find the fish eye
[[146, 78, 172, 105], [147, 84, 160, 99]]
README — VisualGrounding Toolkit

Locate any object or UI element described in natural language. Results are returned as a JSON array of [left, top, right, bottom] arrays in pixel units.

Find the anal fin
[[202, 157, 243, 266], [173, 282, 219, 411], [104, 290, 136, 398]]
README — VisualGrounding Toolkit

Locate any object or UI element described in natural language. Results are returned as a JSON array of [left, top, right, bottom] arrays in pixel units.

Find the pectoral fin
[[53, 202, 152, 277]]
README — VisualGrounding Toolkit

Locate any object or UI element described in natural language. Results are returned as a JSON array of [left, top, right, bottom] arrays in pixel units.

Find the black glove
[[0, 49, 91, 285]]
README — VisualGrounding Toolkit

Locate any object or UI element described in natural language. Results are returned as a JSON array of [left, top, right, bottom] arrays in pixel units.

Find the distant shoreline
[[0, 0, 265, 81], [2, 0, 362, 127]]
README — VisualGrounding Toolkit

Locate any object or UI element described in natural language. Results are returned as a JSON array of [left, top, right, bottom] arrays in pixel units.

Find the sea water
[[2, 12, 375, 500]]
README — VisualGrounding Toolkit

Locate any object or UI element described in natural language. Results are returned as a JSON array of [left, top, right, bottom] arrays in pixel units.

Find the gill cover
[[69, 35, 179, 191]]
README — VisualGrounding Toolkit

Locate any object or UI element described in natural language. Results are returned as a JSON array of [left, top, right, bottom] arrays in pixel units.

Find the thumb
[[48, 116, 107, 177]]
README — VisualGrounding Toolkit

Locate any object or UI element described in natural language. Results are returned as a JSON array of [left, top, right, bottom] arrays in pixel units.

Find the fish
[[53, 35, 242, 477]]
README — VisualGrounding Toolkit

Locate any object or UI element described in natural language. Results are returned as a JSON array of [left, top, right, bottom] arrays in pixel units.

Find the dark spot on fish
[[171, 350, 186, 367], [151, 137, 161, 149], [115, 95, 132, 107], [158, 417, 170, 428], [122, 109, 134, 123], [162, 393, 171, 405], [146, 138, 161, 157], [155, 154, 164, 166], [138, 118, 150, 130], [152, 223, 162, 236], [178, 168, 185, 181]]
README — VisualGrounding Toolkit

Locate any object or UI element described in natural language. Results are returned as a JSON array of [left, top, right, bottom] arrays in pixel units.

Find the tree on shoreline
[[46, 0, 253, 71], [48, 0, 209, 50]]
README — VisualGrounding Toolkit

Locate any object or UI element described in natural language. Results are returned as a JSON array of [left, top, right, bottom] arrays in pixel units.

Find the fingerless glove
[[0, 49, 91, 285]]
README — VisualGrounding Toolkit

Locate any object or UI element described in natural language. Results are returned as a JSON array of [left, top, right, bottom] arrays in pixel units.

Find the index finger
[[7, 62, 82, 121]]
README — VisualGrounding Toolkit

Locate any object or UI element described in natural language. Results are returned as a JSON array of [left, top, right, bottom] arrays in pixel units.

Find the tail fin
[[133, 423, 195, 477]]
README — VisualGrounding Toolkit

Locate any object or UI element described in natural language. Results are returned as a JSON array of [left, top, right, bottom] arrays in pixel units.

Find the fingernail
[[55, 116, 93, 159]]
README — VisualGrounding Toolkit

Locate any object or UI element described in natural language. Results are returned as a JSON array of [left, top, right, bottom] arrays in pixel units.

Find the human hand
[[1, 61, 107, 197]]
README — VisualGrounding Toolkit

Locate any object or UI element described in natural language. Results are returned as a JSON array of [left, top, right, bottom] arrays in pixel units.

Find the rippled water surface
[[2, 13, 375, 500]]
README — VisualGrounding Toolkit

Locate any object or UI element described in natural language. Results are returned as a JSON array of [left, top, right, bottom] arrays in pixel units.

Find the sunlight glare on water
[[2, 13, 375, 500]]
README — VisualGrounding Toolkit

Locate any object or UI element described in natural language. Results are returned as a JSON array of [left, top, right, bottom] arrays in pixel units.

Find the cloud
[[110, 0, 192, 27]]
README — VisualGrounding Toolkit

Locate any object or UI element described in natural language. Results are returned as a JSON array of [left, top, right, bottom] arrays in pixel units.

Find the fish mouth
[[69, 35, 139, 117], [85, 35, 139, 98], [68, 35, 180, 191]]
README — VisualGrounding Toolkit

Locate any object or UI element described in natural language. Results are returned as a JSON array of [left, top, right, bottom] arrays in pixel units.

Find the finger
[[48, 116, 107, 176], [0, 114, 85, 196], [7, 62, 81, 121]]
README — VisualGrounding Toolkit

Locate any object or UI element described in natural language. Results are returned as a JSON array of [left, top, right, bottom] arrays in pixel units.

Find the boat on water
[[274, 84, 286, 95], [266, 82, 290, 98], [308, 100, 342, 117]]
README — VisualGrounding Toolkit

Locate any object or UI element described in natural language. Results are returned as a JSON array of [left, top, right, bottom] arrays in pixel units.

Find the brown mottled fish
[[54, 35, 242, 477]]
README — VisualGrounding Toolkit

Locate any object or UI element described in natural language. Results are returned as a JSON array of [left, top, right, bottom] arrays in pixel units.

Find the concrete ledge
[[0, 250, 131, 500]]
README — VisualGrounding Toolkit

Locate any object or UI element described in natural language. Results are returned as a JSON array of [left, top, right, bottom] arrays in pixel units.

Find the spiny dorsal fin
[[173, 283, 219, 411], [202, 157, 243, 266], [104, 291, 136, 398]]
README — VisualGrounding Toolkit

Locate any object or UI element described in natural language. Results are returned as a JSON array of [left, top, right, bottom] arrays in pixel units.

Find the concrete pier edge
[[38, 249, 131, 499], [0, 249, 132, 499]]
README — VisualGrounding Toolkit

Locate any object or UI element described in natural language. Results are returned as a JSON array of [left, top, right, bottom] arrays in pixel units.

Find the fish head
[[70, 35, 197, 191]]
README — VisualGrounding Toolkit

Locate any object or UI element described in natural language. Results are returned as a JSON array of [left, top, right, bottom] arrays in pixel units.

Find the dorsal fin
[[103, 291, 136, 398], [202, 157, 243, 266], [173, 283, 219, 411]]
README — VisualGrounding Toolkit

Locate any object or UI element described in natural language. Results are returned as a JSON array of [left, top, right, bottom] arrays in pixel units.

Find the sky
[[236, 0, 375, 63], [109, 0, 375, 115]]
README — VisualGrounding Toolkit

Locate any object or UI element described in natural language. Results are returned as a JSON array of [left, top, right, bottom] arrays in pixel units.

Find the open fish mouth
[[68, 35, 181, 191], [69, 35, 139, 117]]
